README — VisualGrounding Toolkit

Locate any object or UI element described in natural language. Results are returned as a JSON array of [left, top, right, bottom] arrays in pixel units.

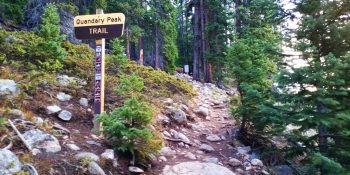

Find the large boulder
[[0, 149, 22, 175], [161, 161, 236, 175], [0, 79, 19, 99], [23, 129, 61, 153], [59, 9, 81, 44], [171, 108, 187, 124]]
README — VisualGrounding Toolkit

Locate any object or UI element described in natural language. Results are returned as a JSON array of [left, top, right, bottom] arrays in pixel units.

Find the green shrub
[[0, 0, 27, 24], [97, 97, 162, 163], [57, 2, 79, 15], [116, 74, 144, 98]]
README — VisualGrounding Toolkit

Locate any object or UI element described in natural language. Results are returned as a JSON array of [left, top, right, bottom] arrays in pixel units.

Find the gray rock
[[101, 149, 114, 160], [57, 75, 73, 87], [58, 110, 72, 121], [34, 117, 44, 126], [194, 106, 209, 117], [178, 132, 191, 144], [75, 152, 100, 162], [162, 131, 171, 138], [23, 129, 61, 153], [129, 166, 144, 173], [161, 161, 236, 175], [157, 114, 170, 125], [56, 92, 72, 102], [88, 161, 106, 175], [199, 144, 215, 152], [8, 109, 25, 119], [47, 105, 61, 114], [59, 9, 81, 44], [228, 158, 241, 167], [79, 98, 89, 107], [0, 79, 19, 99], [160, 147, 175, 156], [170, 129, 179, 139], [172, 108, 187, 124], [184, 152, 196, 160], [86, 140, 101, 146], [237, 146, 251, 154], [271, 165, 293, 175], [66, 144, 80, 151], [163, 98, 174, 105], [204, 157, 219, 164], [0, 149, 22, 175], [206, 134, 221, 142], [251, 158, 264, 167], [159, 156, 167, 162]]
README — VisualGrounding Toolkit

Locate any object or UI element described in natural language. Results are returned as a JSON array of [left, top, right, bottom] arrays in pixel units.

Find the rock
[[161, 161, 236, 175], [178, 142, 185, 147], [66, 144, 80, 151], [204, 157, 219, 164], [162, 131, 171, 138], [163, 98, 174, 105], [237, 146, 251, 154], [157, 114, 170, 125], [58, 110, 72, 121], [0, 79, 19, 99], [0, 149, 22, 175], [128, 166, 144, 173], [88, 161, 106, 175], [171, 108, 187, 124], [101, 149, 114, 160], [159, 156, 167, 162], [86, 140, 101, 146], [180, 104, 189, 113], [160, 147, 175, 156], [271, 165, 293, 175], [8, 109, 25, 119], [75, 152, 100, 162], [206, 134, 221, 142], [228, 158, 241, 167], [193, 106, 209, 117], [251, 158, 264, 167], [47, 105, 61, 114], [56, 92, 72, 102], [199, 144, 215, 152], [59, 9, 81, 44], [34, 117, 44, 126], [57, 75, 73, 86], [178, 132, 191, 144], [79, 98, 89, 107], [184, 152, 196, 160], [170, 129, 179, 139], [23, 129, 61, 153]]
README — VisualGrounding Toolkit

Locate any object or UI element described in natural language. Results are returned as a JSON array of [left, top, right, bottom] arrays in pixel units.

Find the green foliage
[[97, 97, 161, 162], [95, 0, 107, 10], [57, 2, 79, 15], [0, 0, 27, 24], [269, 0, 350, 173], [36, 3, 66, 71], [116, 74, 144, 98]]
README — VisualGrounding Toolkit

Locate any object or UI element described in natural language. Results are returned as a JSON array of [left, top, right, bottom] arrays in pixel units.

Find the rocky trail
[[155, 74, 268, 175]]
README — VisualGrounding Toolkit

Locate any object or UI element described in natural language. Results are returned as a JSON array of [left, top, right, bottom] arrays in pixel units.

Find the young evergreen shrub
[[97, 97, 161, 162], [36, 3, 66, 72]]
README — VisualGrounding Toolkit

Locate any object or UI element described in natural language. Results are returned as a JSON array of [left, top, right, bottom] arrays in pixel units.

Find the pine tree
[[273, 0, 350, 173], [227, 0, 282, 137]]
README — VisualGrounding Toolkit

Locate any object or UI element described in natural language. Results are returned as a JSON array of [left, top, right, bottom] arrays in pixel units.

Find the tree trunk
[[139, 36, 143, 65], [126, 28, 130, 60], [193, 2, 200, 81], [200, 0, 207, 82], [155, 25, 160, 69]]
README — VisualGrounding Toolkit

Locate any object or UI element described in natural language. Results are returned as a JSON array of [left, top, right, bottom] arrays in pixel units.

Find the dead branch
[[8, 119, 32, 151]]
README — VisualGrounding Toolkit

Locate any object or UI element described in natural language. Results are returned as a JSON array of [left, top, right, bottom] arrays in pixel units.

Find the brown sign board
[[74, 13, 125, 39]]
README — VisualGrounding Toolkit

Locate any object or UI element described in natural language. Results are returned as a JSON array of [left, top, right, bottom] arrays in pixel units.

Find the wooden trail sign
[[74, 10, 125, 133], [74, 13, 125, 39]]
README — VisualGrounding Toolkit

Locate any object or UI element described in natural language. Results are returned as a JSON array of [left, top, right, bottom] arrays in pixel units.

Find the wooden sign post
[[74, 10, 125, 133]]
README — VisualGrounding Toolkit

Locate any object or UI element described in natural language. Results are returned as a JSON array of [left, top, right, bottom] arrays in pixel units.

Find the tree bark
[[126, 27, 130, 60], [193, 1, 200, 81], [155, 25, 160, 69], [200, 0, 207, 82]]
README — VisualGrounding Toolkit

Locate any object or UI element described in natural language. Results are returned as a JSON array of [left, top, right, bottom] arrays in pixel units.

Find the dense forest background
[[1, 0, 350, 174]]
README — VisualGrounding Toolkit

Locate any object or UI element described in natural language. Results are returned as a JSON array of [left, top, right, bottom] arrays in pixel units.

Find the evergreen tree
[[37, 3, 66, 71], [273, 0, 350, 173], [227, 0, 282, 137]]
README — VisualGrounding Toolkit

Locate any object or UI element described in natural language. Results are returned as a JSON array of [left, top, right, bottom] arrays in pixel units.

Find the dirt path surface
[[153, 74, 268, 175]]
